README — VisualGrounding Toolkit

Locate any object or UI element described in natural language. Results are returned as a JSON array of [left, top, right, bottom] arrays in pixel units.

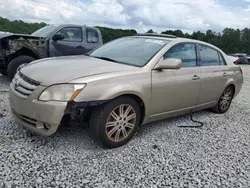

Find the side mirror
[[52, 33, 64, 41], [154, 58, 182, 70]]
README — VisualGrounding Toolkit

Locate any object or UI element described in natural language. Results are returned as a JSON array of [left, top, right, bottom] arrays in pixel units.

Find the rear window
[[199, 45, 221, 66], [86, 28, 99, 43]]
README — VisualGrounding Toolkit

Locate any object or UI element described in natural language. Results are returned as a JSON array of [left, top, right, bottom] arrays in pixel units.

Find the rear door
[[196, 44, 229, 105], [150, 43, 201, 116], [49, 27, 85, 56]]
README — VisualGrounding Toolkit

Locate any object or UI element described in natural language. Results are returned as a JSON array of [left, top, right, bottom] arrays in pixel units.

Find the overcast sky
[[1, 0, 250, 33]]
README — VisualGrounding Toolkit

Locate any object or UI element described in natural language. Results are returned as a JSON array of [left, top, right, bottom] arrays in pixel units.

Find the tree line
[[0, 16, 249, 54]]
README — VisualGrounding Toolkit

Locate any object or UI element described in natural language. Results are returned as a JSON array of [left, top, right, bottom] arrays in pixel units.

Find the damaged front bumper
[[9, 83, 67, 136], [64, 100, 109, 122], [9, 81, 109, 136]]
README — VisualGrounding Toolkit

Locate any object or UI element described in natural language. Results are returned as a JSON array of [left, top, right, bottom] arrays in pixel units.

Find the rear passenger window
[[86, 29, 99, 43], [199, 45, 221, 66], [218, 53, 226, 65], [163, 43, 197, 67]]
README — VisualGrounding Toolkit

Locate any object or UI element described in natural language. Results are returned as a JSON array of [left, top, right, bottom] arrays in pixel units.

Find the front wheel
[[211, 85, 234, 114], [90, 96, 141, 148]]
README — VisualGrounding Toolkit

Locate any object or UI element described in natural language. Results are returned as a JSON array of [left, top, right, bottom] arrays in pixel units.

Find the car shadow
[[0, 75, 11, 88], [20, 109, 217, 152]]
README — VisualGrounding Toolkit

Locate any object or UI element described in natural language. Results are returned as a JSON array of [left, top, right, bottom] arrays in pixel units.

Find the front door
[[150, 43, 201, 118], [49, 27, 85, 57]]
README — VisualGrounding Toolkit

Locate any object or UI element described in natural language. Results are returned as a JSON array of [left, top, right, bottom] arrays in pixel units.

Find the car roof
[[231, 53, 247, 56], [48, 24, 98, 29], [130, 33, 224, 53]]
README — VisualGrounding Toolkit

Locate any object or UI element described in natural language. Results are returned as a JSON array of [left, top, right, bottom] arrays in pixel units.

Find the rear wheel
[[90, 96, 141, 148], [211, 85, 234, 114], [7, 55, 35, 80]]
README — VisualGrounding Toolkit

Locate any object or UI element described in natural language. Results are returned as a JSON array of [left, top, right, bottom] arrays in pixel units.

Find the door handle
[[223, 72, 227, 77], [192, 75, 200, 80]]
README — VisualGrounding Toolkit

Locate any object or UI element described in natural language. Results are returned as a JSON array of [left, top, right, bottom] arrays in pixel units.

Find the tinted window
[[163, 43, 197, 67], [89, 37, 170, 67], [199, 45, 220, 66], [56, 27, 82, 42], [86, 29, 99, 43]]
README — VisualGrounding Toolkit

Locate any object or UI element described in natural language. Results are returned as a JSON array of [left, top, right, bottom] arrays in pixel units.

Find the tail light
[[234, 60, 238, 65]]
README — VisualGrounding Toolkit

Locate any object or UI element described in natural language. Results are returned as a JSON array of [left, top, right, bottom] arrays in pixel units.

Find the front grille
[[11, 71, 40, 99]]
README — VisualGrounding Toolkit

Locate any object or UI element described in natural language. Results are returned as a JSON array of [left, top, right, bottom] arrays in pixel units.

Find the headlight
[[38, 84, 86, 102]]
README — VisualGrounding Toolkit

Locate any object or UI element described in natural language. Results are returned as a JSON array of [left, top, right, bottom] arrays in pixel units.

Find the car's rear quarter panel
[[227, 65, 244, 98]]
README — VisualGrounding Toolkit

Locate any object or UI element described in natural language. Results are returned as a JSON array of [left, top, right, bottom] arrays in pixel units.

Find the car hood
[[0, 32, 13, 39], [20, 55, 139, 85], [0, 32, 43, 40]]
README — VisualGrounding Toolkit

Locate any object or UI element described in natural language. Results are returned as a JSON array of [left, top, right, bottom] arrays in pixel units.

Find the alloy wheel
[[220, 87, 233, 111], [105, 104, 137, 143]]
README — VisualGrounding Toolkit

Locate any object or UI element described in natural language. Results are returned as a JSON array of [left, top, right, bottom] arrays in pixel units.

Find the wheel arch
[[220, 79, 236, 99], [111, 93, 146, 124], [9, 47, 39, 62]]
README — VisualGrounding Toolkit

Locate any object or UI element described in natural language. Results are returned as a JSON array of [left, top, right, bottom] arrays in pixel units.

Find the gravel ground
[[0, 66, 250, 188]]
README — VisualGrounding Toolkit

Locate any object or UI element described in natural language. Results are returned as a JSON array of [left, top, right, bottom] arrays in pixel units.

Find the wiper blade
[[90, 56, 119, 63]]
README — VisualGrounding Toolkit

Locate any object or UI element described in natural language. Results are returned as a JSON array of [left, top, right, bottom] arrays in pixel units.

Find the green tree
[[221, 28, 241, 53], [161, 29, 184, 37], [96, 26, 137, 43], [146, 29, 154, 33], [0, 17, 47, 34]]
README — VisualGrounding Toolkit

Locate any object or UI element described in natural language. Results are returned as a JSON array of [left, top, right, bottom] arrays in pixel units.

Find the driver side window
[[56, 27, 83, 42], [163, 43, 197, 67]]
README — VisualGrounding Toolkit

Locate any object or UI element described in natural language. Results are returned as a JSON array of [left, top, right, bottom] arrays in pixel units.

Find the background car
[[9, 33, 244, 148], [229, 53, 249, 64], [0, 24, 103, 79]]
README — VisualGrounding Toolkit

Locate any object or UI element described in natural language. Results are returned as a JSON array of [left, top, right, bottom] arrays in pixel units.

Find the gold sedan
[[9, 33, 244, 148]]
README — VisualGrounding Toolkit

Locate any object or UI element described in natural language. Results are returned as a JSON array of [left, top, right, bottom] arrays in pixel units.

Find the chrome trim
[[11, 72, 40, 98]]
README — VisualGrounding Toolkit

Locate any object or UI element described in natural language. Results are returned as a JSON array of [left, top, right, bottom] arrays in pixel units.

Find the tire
[[211, 85, 234, 114], [0, 69, 7, 76], [89, 96, 141, 148], [7, 55, 35, 80]]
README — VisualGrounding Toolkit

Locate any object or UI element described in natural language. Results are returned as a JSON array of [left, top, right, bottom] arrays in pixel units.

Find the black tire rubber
[[7, 55, 35, 80], [211, 85, 234, 114], [0, 69, 7, 76], [89, 96, 141, 148]]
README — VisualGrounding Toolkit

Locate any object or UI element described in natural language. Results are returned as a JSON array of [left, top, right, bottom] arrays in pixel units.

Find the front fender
[[73, 74, 151, 116]]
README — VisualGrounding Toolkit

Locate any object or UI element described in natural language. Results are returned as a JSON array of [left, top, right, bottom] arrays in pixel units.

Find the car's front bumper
[[9, 83, 67, 136]]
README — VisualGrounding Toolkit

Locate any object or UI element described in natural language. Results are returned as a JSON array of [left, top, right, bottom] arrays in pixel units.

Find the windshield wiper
[[90, 56, 119, 63]]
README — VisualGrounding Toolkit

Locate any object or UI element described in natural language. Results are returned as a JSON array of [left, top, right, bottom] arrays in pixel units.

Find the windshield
[[88, 37, 170, 67], [31, 25, 58, 37]]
